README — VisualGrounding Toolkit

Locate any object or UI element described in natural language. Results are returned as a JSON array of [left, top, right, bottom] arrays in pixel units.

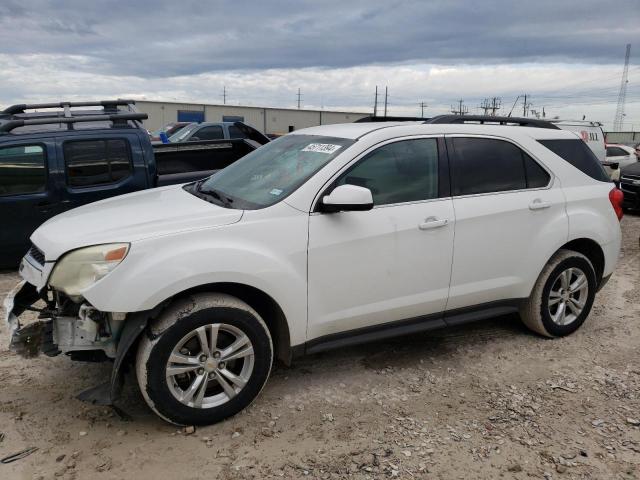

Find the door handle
[[418, 217, 449, 230], [529, 199, 551, 210]]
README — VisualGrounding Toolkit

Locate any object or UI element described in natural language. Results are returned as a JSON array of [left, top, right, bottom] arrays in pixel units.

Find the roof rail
[[425, 114, 560, 129], [1, 99, 138, 116], [0, 113, 148, 134], [355, 115, 429, 123]]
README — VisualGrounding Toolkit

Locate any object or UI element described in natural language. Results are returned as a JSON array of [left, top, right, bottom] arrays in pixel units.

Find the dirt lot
[[0, 216, 638, 480]]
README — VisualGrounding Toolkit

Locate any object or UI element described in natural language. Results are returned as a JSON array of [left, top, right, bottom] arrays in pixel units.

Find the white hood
[[31, 185, 243, 261]]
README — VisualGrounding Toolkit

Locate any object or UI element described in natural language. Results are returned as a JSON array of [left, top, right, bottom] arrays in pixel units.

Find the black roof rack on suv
[[424, 114, 560, 130], [355, 115, 429, 123], [0, 99, 148, 134]]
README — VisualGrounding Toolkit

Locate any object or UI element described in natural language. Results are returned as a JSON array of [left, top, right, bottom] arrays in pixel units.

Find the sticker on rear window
[[301, 143, 342, 154], [269, 188, 283, 196]]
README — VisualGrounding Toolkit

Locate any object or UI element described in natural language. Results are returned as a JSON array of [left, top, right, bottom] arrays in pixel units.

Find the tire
[[135, 293, 273, 425], [520, 249, 597, 338]]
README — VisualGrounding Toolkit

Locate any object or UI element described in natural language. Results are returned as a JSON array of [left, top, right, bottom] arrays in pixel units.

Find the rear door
[[445, 135, 567, 311], [0, 139, 59, 266], [56, 134, 149, 211]]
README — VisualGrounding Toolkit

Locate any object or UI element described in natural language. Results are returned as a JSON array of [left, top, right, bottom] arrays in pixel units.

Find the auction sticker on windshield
[[301, 143, 342, 154]]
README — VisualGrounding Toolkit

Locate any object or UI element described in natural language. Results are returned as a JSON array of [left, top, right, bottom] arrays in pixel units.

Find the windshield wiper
[[198, 186, 234, 208]]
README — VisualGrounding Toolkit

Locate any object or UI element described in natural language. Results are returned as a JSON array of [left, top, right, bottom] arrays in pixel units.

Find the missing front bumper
[[3, 281, 60, 358]]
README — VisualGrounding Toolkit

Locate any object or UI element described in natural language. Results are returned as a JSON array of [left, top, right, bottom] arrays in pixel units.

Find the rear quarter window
[[538, 139, 610, 182]]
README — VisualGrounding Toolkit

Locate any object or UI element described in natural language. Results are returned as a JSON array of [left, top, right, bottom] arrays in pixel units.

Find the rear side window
[[228, 125, 247, 139], [335, 138, 439, 206], [195, 126, 224, 140], [64, 139, 132, 187], [450, 138, 549, 196], [539, 139, 609, 182], [0, 145, 46, 196]]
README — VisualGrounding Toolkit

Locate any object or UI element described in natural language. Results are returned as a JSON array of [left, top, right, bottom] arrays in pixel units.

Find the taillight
[[609, 187, 624, 221]]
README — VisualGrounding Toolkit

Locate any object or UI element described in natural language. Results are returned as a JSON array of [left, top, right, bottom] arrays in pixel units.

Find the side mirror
[[321, 184, 373, 213], [190, 136, 200, 142]]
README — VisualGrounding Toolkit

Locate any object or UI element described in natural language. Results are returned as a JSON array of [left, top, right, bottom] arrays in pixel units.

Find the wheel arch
[[559, 238, 605, 285], [165, 282, 293, 366]]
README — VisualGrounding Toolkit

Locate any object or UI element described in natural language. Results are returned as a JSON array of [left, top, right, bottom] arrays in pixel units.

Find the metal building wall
[[135, 100, 368, 134], [604, 131, 640, 144]]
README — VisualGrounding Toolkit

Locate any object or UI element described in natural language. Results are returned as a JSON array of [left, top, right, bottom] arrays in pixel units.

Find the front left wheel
[[136, 293, 273, 425]]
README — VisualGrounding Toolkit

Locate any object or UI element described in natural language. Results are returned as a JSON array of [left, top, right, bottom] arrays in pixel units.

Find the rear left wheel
[[136, 293, 273, 425]]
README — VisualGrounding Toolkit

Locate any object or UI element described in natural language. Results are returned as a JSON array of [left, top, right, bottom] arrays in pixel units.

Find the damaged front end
[[4, 280, 126, 361], [4, 279, 150, 406]]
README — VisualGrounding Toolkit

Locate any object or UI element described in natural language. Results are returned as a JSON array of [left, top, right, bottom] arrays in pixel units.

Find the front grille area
[[621, 174, 640, 181], [28, 243, 45, 266]]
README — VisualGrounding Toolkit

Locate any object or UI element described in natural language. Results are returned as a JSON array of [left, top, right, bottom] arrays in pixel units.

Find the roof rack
[[1, 99, 138, 116], [425, 114, 560, 129], [0, 99, 148, 134], [355, 115, 429, 123]]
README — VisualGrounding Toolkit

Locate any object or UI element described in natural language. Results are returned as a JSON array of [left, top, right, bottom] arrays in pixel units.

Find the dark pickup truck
[[0, 100, 269, 268]]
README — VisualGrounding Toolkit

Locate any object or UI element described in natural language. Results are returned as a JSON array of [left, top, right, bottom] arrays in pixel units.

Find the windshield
[[168, 123, 198, 142], [192, 134, 354, 209]]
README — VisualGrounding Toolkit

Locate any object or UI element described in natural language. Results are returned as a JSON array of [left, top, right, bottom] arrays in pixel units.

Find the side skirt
[[296, 299, 523, 357]]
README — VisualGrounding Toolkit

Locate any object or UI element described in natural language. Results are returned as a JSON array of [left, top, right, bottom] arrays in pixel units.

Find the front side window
[[451, 138, 548, 196], [334, 138, 439, 206], [64, 139, 132, 187], [193, 134, 354, 209], [0, 144, 46, 196]]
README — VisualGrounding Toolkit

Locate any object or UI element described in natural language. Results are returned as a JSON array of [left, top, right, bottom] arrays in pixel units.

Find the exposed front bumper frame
[[3, 281, 50, 357]]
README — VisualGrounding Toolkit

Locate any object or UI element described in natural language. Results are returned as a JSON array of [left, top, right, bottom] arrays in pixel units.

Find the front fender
[[81, 221, 309, 346]]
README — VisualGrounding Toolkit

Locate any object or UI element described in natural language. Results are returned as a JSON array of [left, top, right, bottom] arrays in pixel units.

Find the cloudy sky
[[1, 0, 638, 129]]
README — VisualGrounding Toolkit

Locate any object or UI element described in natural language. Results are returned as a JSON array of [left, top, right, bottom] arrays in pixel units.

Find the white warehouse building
[[135, 100, 369, 136]]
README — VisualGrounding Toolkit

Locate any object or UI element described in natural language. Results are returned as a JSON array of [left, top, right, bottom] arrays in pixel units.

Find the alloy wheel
[[548, 267, 589, 326], [165, 323, 255, 408]]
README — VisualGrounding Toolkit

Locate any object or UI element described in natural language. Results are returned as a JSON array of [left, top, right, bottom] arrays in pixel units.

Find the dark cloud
[[0, 0, 637, 78]]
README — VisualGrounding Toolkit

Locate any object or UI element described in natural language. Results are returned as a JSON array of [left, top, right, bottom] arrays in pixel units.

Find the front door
[[307, 137, 455, 341], [0, 139, 60, 267]]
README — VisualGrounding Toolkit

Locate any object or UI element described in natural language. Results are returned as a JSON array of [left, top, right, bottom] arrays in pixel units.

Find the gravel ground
[[0, 214, 638, 480]]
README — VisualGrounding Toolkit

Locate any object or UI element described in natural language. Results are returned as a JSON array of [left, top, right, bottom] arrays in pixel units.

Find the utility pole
[[479, 98, 491, 115], [373, 86, 378, 117], [522, 94, 531, 117], [419, 102, 427, 117], [297, 88, 302, 109], [384, 86, 388, 117], [222, 86, 227, 105], [451, 99, 468, 116], [507, 95, 520, 117], [614, 43, 631, 131], [489, 97, 501, 116]]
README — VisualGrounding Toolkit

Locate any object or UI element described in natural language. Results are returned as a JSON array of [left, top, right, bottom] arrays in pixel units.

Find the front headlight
[[49, 243, 130, 298]]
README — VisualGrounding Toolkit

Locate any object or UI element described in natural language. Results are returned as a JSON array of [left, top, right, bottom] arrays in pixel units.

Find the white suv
[[5, 119, 623, 425]]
